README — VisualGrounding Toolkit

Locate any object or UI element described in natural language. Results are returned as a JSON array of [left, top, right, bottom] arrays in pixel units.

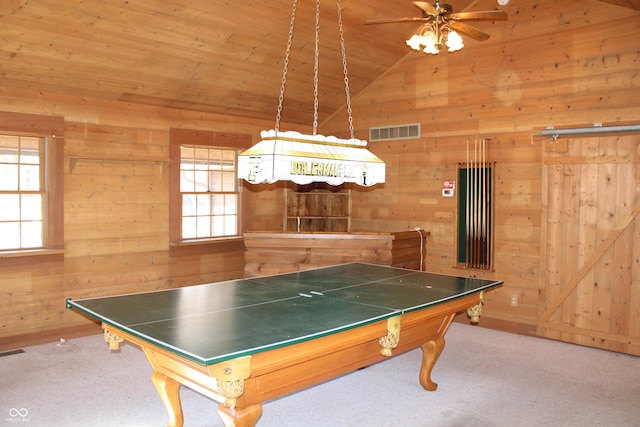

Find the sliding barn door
[[538, 131, 640, 356]]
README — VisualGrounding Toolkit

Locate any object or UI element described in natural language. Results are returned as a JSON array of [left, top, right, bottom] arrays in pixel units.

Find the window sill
[[0, 249, 66, 267], [169, 236, 244, 247], [0, 248, 66, 258]]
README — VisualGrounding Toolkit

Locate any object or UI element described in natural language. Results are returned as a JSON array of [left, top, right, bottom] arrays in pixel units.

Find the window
[[0, 135, 45, 249], [0, 112, 64, 256], [169, 128, 252, 245], [179, 146, 238, 239]]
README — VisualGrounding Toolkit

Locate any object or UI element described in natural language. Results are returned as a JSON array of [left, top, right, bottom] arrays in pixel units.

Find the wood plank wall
[[1, 0, 639, 356], [0, 90, 280, 349], [318, 1, 640, 349]]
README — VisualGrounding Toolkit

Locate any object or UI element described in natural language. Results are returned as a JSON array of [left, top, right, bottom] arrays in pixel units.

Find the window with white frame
[[0, 111, 64, 256], [0, 134, 46, 250], [179, 145, 239, 239]]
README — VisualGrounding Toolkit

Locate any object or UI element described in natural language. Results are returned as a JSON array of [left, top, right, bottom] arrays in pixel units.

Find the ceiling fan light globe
[[423, 43, 439, 54], [406, 34, 423, 50], [446, 30, 464, 52], [421, 32, 438, 54]]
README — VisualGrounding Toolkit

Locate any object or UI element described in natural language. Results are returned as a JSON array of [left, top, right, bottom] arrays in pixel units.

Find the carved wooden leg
[[218, 403, 263, 427], [103, 327, 124, 351], [379, 315, 401, 356], [419, 337, 445, 391], [151, 371, 184, 427], [467, 291, 485, 323]]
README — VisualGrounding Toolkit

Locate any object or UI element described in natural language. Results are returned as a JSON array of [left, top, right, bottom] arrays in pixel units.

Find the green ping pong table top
[[66, 262, 502, 365]]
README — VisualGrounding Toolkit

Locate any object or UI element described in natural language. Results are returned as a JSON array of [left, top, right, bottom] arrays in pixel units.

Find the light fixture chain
[[336, 0, 354, 139], [313, 0, 320, 135], [275, 0, 299, 132]]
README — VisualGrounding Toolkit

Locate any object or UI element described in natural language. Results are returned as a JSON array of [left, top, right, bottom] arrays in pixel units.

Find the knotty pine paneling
[[1, 0, 639, 354], [318, 6, 639, 344], [0, 92, 278, 348]]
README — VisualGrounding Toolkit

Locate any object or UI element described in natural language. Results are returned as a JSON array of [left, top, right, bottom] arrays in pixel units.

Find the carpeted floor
[[2, 322, 639, 426]]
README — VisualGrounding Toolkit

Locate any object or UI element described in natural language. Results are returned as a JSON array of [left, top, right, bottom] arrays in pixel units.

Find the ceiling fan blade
[[365, 17, 431, 25], [449, 21, 490, 41], [413, 1, 438, 16], [450, 10, 508, 21]]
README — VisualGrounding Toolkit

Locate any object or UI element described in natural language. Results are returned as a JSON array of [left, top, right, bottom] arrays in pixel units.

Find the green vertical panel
[[457, 167, 468, 263]]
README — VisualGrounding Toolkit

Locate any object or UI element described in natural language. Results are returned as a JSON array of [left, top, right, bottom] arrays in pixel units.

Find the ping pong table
[[66, 262, 502, 427]]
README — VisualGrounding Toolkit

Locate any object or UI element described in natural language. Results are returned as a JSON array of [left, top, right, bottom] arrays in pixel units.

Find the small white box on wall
[[442, 180, 455, 197]]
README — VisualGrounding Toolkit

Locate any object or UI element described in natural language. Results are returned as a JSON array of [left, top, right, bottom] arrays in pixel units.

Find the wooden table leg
[[151, 371, 184, 427], [218, 403, 263, 427], [466, 291, 485, 323], [419, 337, 445, 391]]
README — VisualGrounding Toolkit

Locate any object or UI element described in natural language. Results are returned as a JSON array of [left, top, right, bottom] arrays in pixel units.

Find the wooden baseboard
[[0, 323, 102, 352], [453, 312, 538, 337]]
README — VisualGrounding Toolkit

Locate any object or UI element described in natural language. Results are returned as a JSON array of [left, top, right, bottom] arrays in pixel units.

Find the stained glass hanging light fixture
[[237, 0, 385, 187]]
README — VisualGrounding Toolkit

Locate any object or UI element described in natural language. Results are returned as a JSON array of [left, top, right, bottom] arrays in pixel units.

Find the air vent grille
[[369, 123, 420, 141]]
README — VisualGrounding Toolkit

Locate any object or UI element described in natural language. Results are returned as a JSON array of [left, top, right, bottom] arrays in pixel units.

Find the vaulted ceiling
[[1, 0, 638, 126]]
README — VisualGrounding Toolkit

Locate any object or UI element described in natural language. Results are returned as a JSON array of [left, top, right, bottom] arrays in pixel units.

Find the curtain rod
[[540, 124, 640, 137]]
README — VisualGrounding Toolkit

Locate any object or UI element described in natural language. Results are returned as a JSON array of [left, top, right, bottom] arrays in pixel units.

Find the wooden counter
[[243, 230, 429, 278]]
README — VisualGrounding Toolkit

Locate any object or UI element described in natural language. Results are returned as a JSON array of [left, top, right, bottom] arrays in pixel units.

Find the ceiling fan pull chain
[[312, 0, 321, 135], [275, 0, 299, 132], [336, 0, 354, 139]]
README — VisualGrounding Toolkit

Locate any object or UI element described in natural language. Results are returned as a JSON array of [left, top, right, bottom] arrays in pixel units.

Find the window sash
[[179, 145, 239, 240], [0, 135, 46, 250]]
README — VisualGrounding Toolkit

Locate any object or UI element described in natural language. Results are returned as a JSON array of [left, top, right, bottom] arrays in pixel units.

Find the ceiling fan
[[365, 1, 508, 54]]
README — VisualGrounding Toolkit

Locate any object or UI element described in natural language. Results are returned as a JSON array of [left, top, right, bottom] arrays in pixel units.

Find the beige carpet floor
[[2, 322, 639, 426]]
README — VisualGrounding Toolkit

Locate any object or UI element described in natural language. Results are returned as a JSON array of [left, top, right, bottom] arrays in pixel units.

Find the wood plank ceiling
[[1, 0, 638, 127]]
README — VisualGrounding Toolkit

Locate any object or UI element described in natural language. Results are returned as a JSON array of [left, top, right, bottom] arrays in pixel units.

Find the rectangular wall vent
[[369, 123, 420, 141]]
